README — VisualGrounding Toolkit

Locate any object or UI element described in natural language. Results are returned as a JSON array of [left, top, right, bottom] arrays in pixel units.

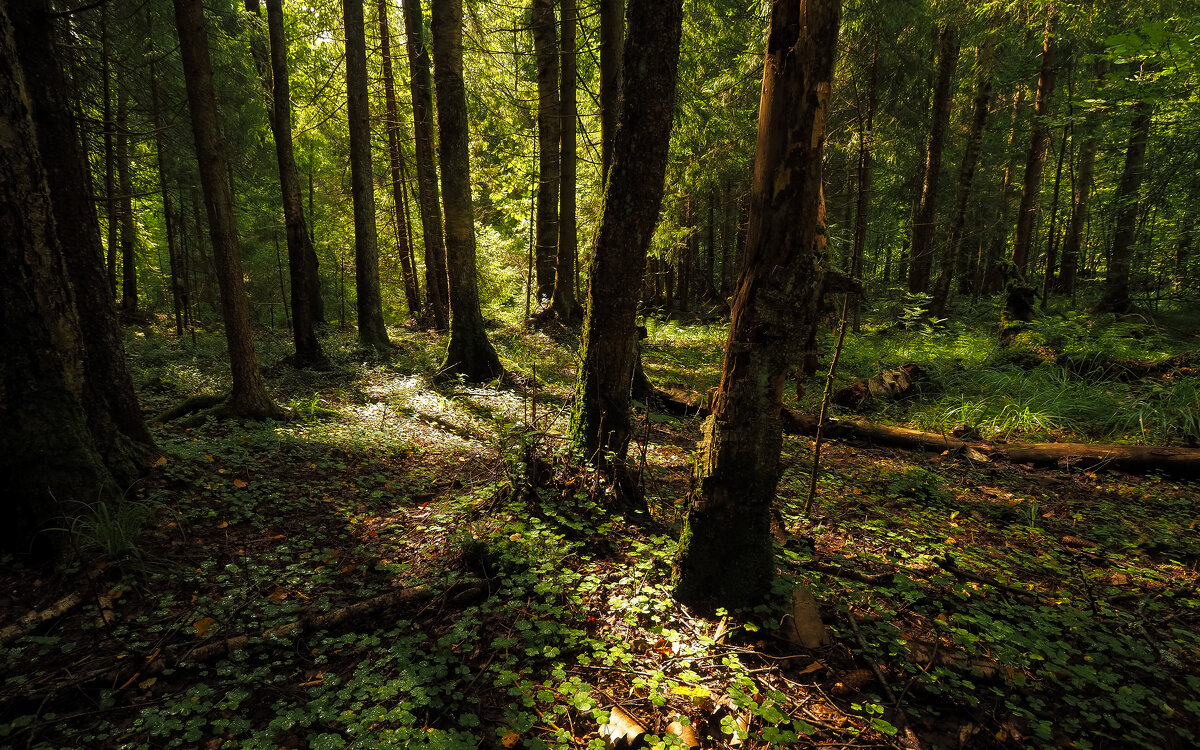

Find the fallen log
[[779, 416, 1200, 478], [831, 363, 924, 409]]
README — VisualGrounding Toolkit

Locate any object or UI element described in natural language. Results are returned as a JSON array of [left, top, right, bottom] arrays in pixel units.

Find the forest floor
[[2, 307, 1199, 750]]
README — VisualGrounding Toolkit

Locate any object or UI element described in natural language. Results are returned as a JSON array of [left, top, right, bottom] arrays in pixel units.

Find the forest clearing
[[3, 0, 1199, 747]]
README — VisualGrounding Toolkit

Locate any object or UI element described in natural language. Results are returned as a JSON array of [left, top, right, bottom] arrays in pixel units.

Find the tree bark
[[674, 0, 841, 610], [530, 0, 560, 303], [552, 0, 582, 322], [402, 0, 449, 330], [981, 85, 1026, 293], [101, 3, 117, 300], [1011, 9, 1057, 275], [116, 86, 137, 313], [0, 0, 152, 556], [431, 0, 503, 381], [260, 0, 327, 366], [1096, 98, 1152, 313], [908, 25, 959, 294], [1058, 121, 1097, 296], [343, 0, 392, 352], [931, 34, 994, 318], [1040, 123, 1069, 304], [850, 38, 877, 331], [599, 0, 624, 180], [173, 0, 281, 418], [569, 0, 683, 473], [378, 0, 421, 317], [149, 59, 185, 340]]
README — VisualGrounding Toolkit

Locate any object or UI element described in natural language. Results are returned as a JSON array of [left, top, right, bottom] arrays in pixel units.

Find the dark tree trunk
[[552, 0, 582, 322], [1096, 99, 1152, 313], [431, 0, 503, 381], [704, 189, 717, 301], [530, 0, 560, 303], [674, 0, 841, 610], [1, 0, 153, 556], [343, 0, 391, 352], [1041, 123, 1069, 304], [149, 59, 185, 339], [101, 3, 117, 300], [908, 25, 959, 294], [981, 85, 1026, 293], [850, 38, 878, 331], [1058, 123, 1096, 295], [116, 87, 138, 313], [1011, 10, 1057, 275], [569, 0, 683, 472], [403, 0, 449, 330], [173, 0, 281, 418], [599, 0, 623, 179], [679, 194, 694, 312], [261, 0, 326, 365], [931, 35, 993, 318], [378, 0, 421, 317]]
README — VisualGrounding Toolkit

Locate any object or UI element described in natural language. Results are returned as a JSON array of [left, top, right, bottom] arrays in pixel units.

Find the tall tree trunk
[[343, 0, 392, 352], [569, 0, 683, 476], [679, 194, 694, 312], [149, 59, 185, 339], [378, 0, 421, 316], [850, 38, 878, 331], [908, 25, 959, 294], [674, 0, 840, 610], [981, 85, 1026, 293], [1096, 98, 1152, 313], [1011, 8, 1057, 275], [530, 0, 560, 303], [2, 0, 154, 555], [552, 0, 582, 322], [704, 188, 717, 300], [431, 0, 503, 380], [101, 3, 118, 300], [403, 0, 449, 330], [931, 34, 994, 318], [116, 87, 137, 313], [1059, 103, 1100, 295], [1041, 122, 1069, 305], [599, 0, 623, 180], [259, 0, 327, 365], [173, 0, 281, 417]]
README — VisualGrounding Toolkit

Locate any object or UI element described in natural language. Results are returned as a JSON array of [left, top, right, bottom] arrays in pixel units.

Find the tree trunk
[[101, 3, 117, 300], [1040, 123, 1069, 305], [149, 60, 185, 339], [1011, 9, 1057, 275], [378, 0, 421, 317], [530, 0, 560, 303], [343, 0, 391, 352], [403, 0, 449, 330], [1058, 122, 1097, 296], [599, 0, 623, 180], [431, 0, 503, 381], [981, 86, 1026, 293], [1, 0, 153, 556], [258, 0, 327, 366], [173, 0, 281, 418], [850, 38, 878, 331], [908, 25, 958, 294], [116, 86, 137, 313], [674, 0, 841, 610], [679, 194, 694, 312], [931, 34, 993, 318], [569, 0, 683, 472], [1096, 98, 1152, 313], [552, 0, 582, 323]]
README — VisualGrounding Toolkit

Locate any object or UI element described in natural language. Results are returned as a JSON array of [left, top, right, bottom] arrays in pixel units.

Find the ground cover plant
[[2, 313, 1198, 750]]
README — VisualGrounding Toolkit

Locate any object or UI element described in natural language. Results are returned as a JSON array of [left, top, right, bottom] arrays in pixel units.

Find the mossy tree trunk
[[343, 0, 392, 353], [173, 0, 282, 418], [1, 0, 153, 557], [598, 0, 623, 180], [674, 0, 840, 610], [569, 0, 683, 472], [431, 0, 503, 381], [403, 0, 449, 331], [908, 25, 958, 294]]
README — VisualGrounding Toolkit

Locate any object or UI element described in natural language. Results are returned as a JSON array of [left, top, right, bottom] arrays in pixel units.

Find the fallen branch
[[0, 592, 84, 647], [778, 417, 1200, 478]]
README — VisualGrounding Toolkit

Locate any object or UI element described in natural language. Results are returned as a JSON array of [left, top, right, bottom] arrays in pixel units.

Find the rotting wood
[[0, 592, 84, 647]]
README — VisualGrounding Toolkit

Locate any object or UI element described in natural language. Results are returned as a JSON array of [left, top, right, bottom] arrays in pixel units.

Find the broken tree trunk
[[831, 363, 923, 408]]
